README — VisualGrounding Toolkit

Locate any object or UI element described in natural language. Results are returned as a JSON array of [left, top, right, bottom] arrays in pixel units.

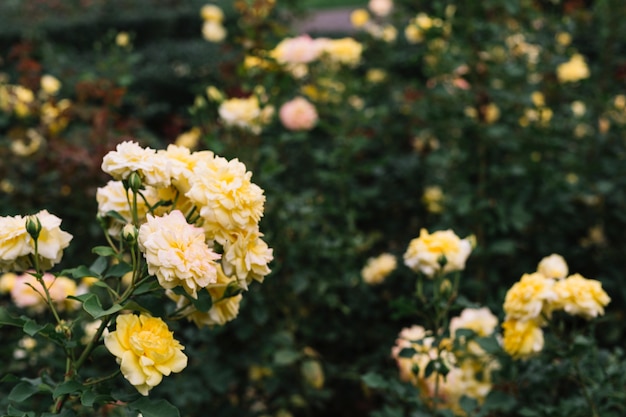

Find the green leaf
[[476, 336, 501, 354], [92, 246, 117, 257], [105, 210, 128, 223], [81, 389, 113, 407], [8, 381, 40, 402], [129, 398, 180, 417], [90, 256, 108, 275], [106, 262, 133, 278], [398, 347, 416, 358], [361, 372, 388, 390], [0, 306, 25, 327], [172, 286, 213, 312], [60, 265, 102, 279], [6, 405, 36, 417], [22, 319, 54, 337], [53, 380, 84, 399], [82, 294, 123, 319]]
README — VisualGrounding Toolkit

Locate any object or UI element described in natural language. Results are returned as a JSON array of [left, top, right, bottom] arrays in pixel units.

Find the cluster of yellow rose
[[501, 254, 610, 359], [0, 75, 71, 156], [391, 307, 500, 415], [403, 229, 473, 278]]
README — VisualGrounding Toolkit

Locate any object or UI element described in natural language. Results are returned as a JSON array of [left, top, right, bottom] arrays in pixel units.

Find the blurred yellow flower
[[366, 68, 387, 83], [404, 24, 424, 44], [115, 31, 130, 47], [555, 31, 572, 46], [11, 128, 44, 157], [202, 20, 226, 43], [101, 140, 172, 188], [0, 272, 17, 294], [40, 74, 61, 96], [503, 272, 556, 321], [531, 91, 545, 107], [551, 274, 611, 319], [200, 4, 224, 22], [450, 307, 499, 338], [361, 253, 397, 285], [556, 54, 590, 83], [319, 37, 363, 67], [536, 254, 568, 280], [175, 127, 201, 149], [350, 9, 370, 28], [368, 0, 393, 17], [104, 313, 187, 396], [571, 100, 586, 117], [422, 186, 444, 213], [502, 319, 544, 360]]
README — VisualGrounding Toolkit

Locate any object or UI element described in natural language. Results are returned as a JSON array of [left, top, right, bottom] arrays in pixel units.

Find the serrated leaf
[[129, 398, 180, 417]]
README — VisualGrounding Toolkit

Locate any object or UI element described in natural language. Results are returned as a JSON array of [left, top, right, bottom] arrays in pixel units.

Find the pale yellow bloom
[[422, 186, 444, 213], [450, 307, 498, 338], [318, 37, 363, 67], [186, 156, 266, 243], [40, 75, 61, 96], [503, 272, 556, 321], [350, 9, 370, 28], [536, 254, 568, 280], [101, 141, 172, 188], [571, 100, 586, 117], [403, 229, 472, 278], [366, 68, 387, 83], [502, 319, 544, 360], [116, 32, 130, 47], [158, 144, 214, 195], [200, 4, 224, 22], [531, 91, 545, 107], [218, 96, 265, 133], [0, 272, 17, 293], [361, 253, 397, 285], [404, 24, 424, 44], [96, 180, 159, 235], [174, 127, 201, 149], [33, 210, 74, 268], [202, 21, 227, 43], [11, 129, 44, 157], [555, 32, 572, 46], [271, 35, 322, 65], [206, 85, 224, 102], [138, 210, 221, 298], [551, 274, 610, 319], [104, 314, 187, 396], [222, 230, 273, 288], [482, 103, 500, 124], [557, 54, 590, 83], [167, 265, 243, 327]]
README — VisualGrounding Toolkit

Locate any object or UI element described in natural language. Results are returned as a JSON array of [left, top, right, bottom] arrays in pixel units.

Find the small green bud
[[25, 215, 42, 241], [127, 171, 143, 193]]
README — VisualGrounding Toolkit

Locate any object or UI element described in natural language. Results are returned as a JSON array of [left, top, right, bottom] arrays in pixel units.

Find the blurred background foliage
[[1, 0, 626, 416]]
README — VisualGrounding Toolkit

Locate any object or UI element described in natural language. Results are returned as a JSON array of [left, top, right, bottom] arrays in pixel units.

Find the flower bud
[[25, 215, 42, 241], [127, 171, 143, 193], [122, 224, 138, 243]]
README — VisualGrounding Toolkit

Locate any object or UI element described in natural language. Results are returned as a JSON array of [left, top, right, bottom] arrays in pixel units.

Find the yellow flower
[[270, 35, 322, 65], [217, 96, 264, 132], [138, 210, 221, 298], [222, 230, 273, 288], [115, 31, 130, 47], [40, 74, 61, 96], [174, 127, 201, 150], [350, 9, 370, 28], [502, 319, 544, 360], [403, 229, 472, 278], [200, 4, 224, 22], [536, 254, 568, 280], [366, 68, 387, 83], [96, 180, 159, 236], [186, 156, 266, 243], [319, 37, 363, 67], [11, 128, 44, 157], [503, 272, 556, 321], [551, 274, 611, 319], [531, 91, 545, 107], [555, 31, 572, 46], [571, 100, 586, 117], [368, 0, 393, 17], [104, 314, 187, 396], [422, 186, 444, 213], [556, 54, 590, 83], [101, 141, 172, 188], [202, 21, 227, 43], [206, 85, 224, 102], [404, 24, 424, 44], [361, 253, 397, 285], [482, 103, 500, 124], [450, 307, 498, 338], [0, 272, 17, 293]]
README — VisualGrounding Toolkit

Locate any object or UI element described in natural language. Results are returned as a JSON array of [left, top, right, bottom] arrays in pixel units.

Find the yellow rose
[[450, 307, 498, 338], [222, 230, 273, 288], [556, 54, 590, 83], [217, 96, 263, 132], [551, 274, 611, 319], [536, 253, 568, 279], [40, 74, 61, 96], [104, 314, 187, 396], [503, 272, 556, 321], [202, 21, 227, 43], [403, 229, 472, 278], [502, 319, 544, 360], [200, 4, 224, 22], [319, 38, 363, 67], [361, 253, 397, 285], [350, 9, 370, 28], [101, 141, 172, 188], [137, 210, 221, 298]]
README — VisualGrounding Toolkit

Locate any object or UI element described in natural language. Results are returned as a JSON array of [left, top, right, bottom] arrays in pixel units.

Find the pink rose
[[279, 97, 318, 131]]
